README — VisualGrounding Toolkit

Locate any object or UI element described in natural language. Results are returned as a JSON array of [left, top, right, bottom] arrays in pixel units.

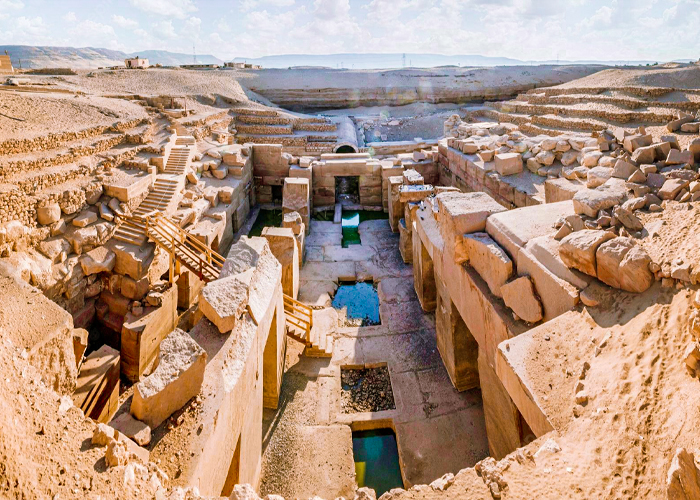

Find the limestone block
[[667, 149, 694, 165], [544, 178, 585, 203], [611, 159, 638, 180], [517, 248, 579, 322], [99, 203, 114, 222], [37, 203, 61, 225], [485, 201, 573, 262], [219, 186, 234, 204], [109, 412, 152, 446], [403, 169, 424, 185], [586, 167, 612, 188], [595, 237, 653, 293], [283, 177, 310, 228], [501, 276, 543, 323], [199, 274, 250, 333], [262, 227, 299, 299], [631, 145, 656, 165], [494, 153, 523, 176], [462, 232, 512, 297], [572, 184, 627, 218], [437, 191, 506, 237], [37, 237, 70, 263], [72, 211, 98, 228], [131, 329, 206, 428], [80, 246, 116, 275], [623, 133, 652, 152], [525, 235, 592, 290], [559, 230, 615, 277], [659, 178, 689, 200]]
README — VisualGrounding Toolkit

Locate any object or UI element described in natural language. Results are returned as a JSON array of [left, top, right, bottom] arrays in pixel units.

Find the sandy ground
[[555, 62, 700, 90], [259, 219, 489, 499], [0, 91, 148, 141]]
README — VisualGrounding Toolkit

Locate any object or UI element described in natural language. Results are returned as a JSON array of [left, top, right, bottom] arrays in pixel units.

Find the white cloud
[[313, 0, 350, 20], [69, 19, 116, 40], [0, 0, 24, 9], [152, 20, 177, 39], [112, 15, 139, 29], [183, 16, 202, 38], [128, 0, 197, 19], [240, 0, 295, 10], [62, 11, 76, 23]]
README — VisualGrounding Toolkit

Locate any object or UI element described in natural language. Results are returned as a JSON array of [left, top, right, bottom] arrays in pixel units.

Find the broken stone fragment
[[130, 328, 206, 428], [612, 206, 643, 231], [559, 230, 615, 277], [80, 246, 116, 275], [500, 276, 543, 324], [199, 274, 250, 333], [595, 237, 654, 293], [37, 203, 61, 225], [684, 343, 700, 376], [666, 448, 700, 499], [72, 211, 98, 228], [105, 439, 129, 468], [109, 412, 151, 446]]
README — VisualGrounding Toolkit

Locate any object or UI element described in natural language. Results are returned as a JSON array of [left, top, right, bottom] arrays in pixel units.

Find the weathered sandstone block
[[501, 276, 543, 323], [131, 328, 206, 428], [462, 232, 512, 298], [559, 230, 615, 277], [595, 237, 653, 293]]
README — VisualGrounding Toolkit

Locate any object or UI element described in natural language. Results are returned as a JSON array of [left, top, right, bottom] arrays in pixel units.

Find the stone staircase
[[483, 86, 700, 137], [232, 107, 338, 153], [113, 137, 195, 246]]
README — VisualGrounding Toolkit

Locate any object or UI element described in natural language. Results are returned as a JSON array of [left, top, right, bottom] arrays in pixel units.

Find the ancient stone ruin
[[1, 59, 700, 500]]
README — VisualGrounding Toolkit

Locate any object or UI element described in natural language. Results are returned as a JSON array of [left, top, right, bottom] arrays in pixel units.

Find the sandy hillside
[[0, 92, 149, 142], [555, 63, 700, 90]]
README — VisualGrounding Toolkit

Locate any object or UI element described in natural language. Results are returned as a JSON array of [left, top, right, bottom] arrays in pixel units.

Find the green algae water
[[341, 210, 388, 248], [352, 429, 403, 496], [332, 281, 380, 326], [248, 209, 283, 237]]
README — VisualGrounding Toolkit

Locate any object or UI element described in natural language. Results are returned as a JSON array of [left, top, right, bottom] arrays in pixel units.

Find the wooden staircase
[[133, 212, 225, 282], [283, 295, 333, 357], [113, 137, 194, 246]]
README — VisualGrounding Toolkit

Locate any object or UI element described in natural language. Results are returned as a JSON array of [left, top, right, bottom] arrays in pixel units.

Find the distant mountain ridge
[[233, 53, 696, 69], [1, 45, 694, 70], [0, 45, 223, 69]]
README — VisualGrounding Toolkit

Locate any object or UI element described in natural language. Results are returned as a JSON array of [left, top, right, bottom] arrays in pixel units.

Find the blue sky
[[1, 0, 699, 61]]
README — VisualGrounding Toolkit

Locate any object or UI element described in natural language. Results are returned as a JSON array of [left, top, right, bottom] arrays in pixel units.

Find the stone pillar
[[388, 175, 404, 233], [412, 227, 436, 312], [262, 292, 286, 409], [478, 350, 523, 460], [282, 177, 310, 234], [176, 269, 203, 309], [435, 279, 479, 391], [261, 227, 299, 299]]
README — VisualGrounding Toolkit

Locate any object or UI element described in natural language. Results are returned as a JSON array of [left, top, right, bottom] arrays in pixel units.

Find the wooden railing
[[283, 294, 313, 345], [131, 212, 225, 283]]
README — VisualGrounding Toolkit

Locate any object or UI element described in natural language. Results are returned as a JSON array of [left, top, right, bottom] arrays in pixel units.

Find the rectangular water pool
[[332, 281, 380, 326], [352, 428, 403, 496]]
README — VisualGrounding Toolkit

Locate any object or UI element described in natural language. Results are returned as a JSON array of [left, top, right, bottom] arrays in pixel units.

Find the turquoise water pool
[[332, 281, 380, 326], [248, 209, 283, 237], [341, 210, 388, 248], [352, 429, 403, 496]]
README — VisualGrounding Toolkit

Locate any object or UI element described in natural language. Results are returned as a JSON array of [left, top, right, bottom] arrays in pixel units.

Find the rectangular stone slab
[[131, 329, 207, 428]]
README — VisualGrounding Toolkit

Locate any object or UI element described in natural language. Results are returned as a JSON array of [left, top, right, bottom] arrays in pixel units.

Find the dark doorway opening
[[336, 145, 357, 154], [335, 176, 359, 205], [271, 185, 283, 204]]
